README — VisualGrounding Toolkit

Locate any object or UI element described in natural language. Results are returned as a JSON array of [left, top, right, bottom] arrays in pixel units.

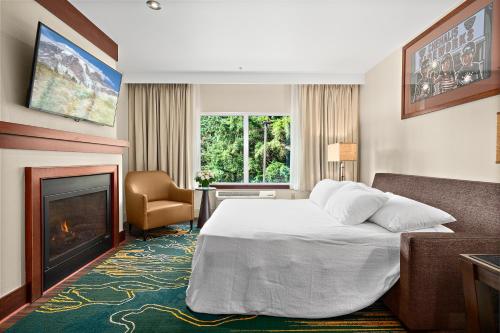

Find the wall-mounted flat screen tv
[[27, 22, 122, 127]]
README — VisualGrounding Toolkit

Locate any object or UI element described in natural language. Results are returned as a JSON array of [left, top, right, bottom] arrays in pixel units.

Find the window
[[200, 115, 244, 182], [200, 115, 290, 184]]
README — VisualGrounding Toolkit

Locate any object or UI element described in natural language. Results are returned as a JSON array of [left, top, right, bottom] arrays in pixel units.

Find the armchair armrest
[[168, 183, 194, 205], [125, 190, 148, 228], [396, 232, 500, 330]]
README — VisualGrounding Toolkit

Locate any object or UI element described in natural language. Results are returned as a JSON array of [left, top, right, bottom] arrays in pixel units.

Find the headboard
[[372, 173, 500, 234]]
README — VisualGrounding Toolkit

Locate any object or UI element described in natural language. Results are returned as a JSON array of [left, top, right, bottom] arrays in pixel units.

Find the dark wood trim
[[34, 0, 118, 61], [497, 112, 499, 164], [214, 184, 290, 190], [401, 0, 500, 119], [25, 165, 120, 302], [0, 121, 128, 154], [0, 285, 28, 322], [119, 230, 125, 243]]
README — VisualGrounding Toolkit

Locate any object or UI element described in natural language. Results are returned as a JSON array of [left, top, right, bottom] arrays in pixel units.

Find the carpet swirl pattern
[[6, 226, 405, 332]]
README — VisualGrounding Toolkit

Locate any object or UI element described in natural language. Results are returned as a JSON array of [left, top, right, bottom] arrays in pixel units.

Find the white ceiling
[[70, 0, 462, 83]]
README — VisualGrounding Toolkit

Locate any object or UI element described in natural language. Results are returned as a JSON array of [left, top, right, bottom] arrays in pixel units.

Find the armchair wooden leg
[[189, 220, 193, 232], [142, 230, 148, 241]]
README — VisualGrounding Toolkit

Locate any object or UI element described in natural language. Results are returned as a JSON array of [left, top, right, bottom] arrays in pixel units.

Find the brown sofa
[[125, 171, 194, 240], [371, 173, 500, 331]]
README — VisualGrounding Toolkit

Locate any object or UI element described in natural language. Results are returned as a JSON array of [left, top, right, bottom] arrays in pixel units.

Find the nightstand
[[460, 254, 499, 333], [196, 187, 216, 228]]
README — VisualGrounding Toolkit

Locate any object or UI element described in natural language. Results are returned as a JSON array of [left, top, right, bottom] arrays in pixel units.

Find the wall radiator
[[216, 190, 276, 200]]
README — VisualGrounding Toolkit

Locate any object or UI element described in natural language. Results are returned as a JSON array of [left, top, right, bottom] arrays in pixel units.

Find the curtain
[[299, 84, 359, 191], [128, 84, 193, 188], [289, 85, 302, 190], [191, 84, 201, 184]]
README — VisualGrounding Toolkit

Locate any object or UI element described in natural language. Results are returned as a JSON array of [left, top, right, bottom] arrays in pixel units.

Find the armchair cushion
[[146, 200, 193, 229]]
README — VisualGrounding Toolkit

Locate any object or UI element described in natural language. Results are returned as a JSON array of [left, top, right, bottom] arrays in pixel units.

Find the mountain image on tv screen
[[28, 23, 122, 127]]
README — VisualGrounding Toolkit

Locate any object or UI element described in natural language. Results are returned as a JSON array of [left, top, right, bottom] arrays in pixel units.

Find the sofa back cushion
[[372, 173, 499, 234]]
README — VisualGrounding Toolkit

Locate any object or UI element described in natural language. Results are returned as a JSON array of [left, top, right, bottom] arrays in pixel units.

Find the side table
[[460, 254, 500, 333], [196, 187, 216, 228]]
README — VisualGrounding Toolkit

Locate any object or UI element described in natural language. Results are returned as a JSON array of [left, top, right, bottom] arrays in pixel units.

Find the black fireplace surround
[[41, 174, 112, 290]]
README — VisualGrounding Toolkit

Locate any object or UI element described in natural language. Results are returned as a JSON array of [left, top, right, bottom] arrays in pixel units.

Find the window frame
[[198, 112, 291, 187]]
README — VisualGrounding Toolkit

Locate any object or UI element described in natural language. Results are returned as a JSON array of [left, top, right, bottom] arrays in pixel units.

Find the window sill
[[213, 184, 290, 190]]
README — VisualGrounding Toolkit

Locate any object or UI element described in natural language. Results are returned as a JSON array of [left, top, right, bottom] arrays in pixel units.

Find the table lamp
[[328, 143, 358, 181]]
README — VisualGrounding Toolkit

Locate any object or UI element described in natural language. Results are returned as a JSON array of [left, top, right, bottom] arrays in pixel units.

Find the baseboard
[[0, 285, 28, 322]]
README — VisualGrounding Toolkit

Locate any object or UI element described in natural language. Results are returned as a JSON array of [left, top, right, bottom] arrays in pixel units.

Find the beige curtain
[[128, 84, 193, 188], [299, 85, 359, 191]]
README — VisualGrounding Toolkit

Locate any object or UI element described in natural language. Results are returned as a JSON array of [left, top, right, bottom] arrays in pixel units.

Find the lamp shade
[[328, 143, 357, 162]]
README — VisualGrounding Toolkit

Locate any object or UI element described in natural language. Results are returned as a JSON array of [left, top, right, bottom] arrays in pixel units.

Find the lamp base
[[339, 161, 345, 181]]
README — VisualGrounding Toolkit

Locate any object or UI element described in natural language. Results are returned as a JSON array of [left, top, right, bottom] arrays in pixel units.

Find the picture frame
[[402, 0, 500, 119], [497, 112, 500, 163]]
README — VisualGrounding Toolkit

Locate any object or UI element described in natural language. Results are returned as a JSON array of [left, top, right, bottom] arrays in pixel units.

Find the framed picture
[[497, 112, 500, 163], [402, 0, 500, 119]]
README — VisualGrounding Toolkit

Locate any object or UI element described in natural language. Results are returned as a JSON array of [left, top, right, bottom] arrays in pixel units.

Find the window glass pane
[[200, 115, 244, 183], [248, 116, 290, 183]]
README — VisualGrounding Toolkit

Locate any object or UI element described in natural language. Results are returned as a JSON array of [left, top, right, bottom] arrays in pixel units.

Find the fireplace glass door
[[42, 174, 112, 290], [46, 190, 108, 264]]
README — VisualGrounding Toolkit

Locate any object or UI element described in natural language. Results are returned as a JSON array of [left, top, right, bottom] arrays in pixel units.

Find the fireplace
[[25, 165, 120, 302], [42, 174, 112, 290]]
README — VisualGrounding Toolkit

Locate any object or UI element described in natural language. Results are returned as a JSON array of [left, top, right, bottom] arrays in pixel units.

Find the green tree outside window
[[200, 115, 290, 184]]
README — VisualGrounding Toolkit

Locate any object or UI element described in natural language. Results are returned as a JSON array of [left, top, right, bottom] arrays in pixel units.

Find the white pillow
[[309, 179, 347, 208], [369, 193, 456, 232], [324, 183, 389, 225]]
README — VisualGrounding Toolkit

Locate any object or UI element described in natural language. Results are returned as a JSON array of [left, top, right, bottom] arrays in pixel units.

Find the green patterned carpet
[[6, 226, 405, 333]]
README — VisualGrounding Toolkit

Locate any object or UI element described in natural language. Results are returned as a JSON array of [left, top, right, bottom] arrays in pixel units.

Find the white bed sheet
[[186, 199, 453, 318]]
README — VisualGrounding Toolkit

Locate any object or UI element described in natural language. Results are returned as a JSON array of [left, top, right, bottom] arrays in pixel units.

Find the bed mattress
[[185, 199, 452, 318]]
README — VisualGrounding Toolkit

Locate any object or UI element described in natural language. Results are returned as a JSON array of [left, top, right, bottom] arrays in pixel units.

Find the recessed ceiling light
[[146, 0, 162, 10]]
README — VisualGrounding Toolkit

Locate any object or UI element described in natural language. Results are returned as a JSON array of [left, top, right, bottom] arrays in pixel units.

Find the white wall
[[0, 1, 127, 297], [0, 0, 119, 137], [360, 49, 500, 185], [116, 84, 129, 220]]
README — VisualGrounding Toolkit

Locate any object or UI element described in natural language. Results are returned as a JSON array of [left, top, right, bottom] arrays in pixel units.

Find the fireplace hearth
[[42, 174, 112, 290]]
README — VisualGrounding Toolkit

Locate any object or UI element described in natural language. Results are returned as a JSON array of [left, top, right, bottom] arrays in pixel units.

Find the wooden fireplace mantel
[[25, 165, 120, 302], [0, 121, 128, 154]]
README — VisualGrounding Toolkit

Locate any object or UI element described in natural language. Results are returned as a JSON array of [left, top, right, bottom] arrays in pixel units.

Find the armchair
[[125, 171, 194, 240]]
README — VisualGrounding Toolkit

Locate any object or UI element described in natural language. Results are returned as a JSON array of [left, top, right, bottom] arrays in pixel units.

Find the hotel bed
[[185, 198, 453, 318]]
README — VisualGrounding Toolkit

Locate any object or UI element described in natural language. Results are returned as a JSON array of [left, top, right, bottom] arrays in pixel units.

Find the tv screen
[[27, 23, 122, 127]]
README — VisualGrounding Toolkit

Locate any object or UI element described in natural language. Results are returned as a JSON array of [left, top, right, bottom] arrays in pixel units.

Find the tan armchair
[[125, 171, 194, 240]]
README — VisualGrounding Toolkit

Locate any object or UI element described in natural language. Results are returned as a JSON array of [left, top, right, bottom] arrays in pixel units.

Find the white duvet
[[186, 199, 452, 318]]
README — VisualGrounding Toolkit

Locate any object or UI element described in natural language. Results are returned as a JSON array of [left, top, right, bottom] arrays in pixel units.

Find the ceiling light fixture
[[146, 0, 162, 10]]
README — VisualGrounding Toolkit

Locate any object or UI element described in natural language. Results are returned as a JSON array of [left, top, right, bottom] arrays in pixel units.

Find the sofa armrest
[[396, 232, 500, 330], [168, 184, 194, 205], [125, 190, 148, 228]]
